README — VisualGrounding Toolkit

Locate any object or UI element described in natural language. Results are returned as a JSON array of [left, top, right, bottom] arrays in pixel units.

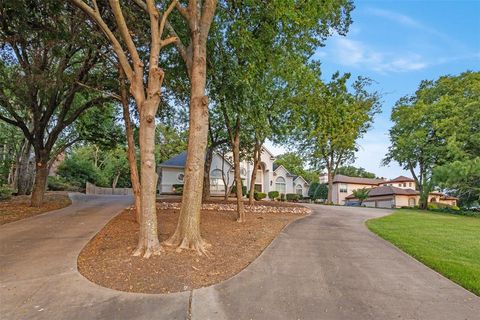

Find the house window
[[210, 169, 225, 192], [409, 182, 412, 187], [339, 184, 347, 193], [177, 173, 184, 182], [275, 177, 286, 194], [296, 184, 303, 195]]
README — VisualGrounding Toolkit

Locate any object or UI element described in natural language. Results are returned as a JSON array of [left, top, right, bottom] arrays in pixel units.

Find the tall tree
[[275, 153, 319, 183], [0, 1, 113, 206], [384, 71, 480, 209], [291, 71, 381, 203], [209, 1, 355, 219], [71, 0, 178, 257], [161, 0, 218, 254]]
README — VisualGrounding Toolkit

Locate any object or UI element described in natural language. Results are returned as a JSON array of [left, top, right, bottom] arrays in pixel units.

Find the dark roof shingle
[[333, 174, 385, 185]]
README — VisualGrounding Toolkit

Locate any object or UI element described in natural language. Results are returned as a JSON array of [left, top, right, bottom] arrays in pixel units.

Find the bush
[[280, 193, 285, 201], [231, 185, 247, 196], [427, 203, 438, 210], [286, 193, 300, 202], [47, 176, 79, 191], [254, 192, 266, 201], [268, 191, 279, 200], [309, 182, 328, 200], [0, 185, 13, 201], [451, 205, 460, 211], [172, 184, 184, 194]]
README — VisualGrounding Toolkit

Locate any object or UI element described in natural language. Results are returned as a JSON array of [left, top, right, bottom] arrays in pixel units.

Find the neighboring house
[[334, 174, 457, 208], [157, 147, 310, 198], [331, 175, 386, 205]]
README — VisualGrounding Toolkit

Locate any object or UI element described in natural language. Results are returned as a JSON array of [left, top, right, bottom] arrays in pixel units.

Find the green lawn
[[366, 209, 480, 296]]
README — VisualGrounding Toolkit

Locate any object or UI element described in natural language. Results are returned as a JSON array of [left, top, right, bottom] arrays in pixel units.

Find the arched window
[[210, 169, 225, 192], [296, 184, 303, 195], [275, 177, 286, 194], [430, 197, 437, 203]]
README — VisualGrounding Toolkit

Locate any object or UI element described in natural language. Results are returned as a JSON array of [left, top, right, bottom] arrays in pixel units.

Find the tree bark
[[15, 140, 33, 195], [30, 150, 49, 207], [164, 44, 210, 254], [248, 142, 262, 205], [120, 69, 141, 223], [132, 97, 163, 258], [232, 128, 245, 222], [202, 147, 213, 202], [327, 168, 334, 204]]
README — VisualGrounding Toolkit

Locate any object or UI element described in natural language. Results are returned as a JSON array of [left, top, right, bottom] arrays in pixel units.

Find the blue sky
[[266, 0, 480, 179]]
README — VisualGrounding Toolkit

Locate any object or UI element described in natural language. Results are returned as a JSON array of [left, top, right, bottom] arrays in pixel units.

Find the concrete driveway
[[1, 199, 479, 320]]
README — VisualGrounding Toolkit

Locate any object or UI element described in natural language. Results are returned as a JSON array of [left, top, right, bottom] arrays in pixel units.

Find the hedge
[[268, 191, 279, 200], [254, 192, 266, 201]]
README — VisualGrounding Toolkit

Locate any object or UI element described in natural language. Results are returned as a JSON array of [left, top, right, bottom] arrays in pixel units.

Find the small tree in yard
[[352, 188, 369, 205], [291, 70, 381, 204]]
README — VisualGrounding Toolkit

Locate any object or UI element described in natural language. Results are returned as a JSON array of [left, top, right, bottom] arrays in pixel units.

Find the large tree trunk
[[30, 149, 49, 207], [165, 45, 210, 254], [120, 70, 141, 223], [15, 140, 34, 195], [248, 143, 261, 205], [232, 129, 245, 222], [202, 147, 213, 202], [132, 97, 163, 258], [327, 168, 334, 204]]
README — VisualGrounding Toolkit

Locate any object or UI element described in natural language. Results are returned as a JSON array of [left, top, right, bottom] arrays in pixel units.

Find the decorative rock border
[[157, 202, 311, 215]]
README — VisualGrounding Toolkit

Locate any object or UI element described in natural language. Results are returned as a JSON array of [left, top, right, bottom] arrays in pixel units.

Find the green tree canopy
[[384, 71, 480, 208]]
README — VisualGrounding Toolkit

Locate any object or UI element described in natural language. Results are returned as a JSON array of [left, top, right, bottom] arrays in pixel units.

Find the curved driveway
[[1, 198, 479, 320]]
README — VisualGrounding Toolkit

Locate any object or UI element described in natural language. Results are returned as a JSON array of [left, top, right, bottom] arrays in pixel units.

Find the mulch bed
[[0, 191, 72, 225], [77, 201, 308, 294]]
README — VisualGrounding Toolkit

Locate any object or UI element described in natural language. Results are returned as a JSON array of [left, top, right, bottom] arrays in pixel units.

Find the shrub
[[451, 205, 460, 211], [280, 193, 286, 201], [268, 191, 279, 200], [254, 192, 266, 201], [172, 184, 183, 194], [231, 185, 247, 196], [427, 203, 438, 210], [0, 185, 14, 201], [308, 182, 328, 200], [47, 176, 79, 191], [286, 193, 300, 202]]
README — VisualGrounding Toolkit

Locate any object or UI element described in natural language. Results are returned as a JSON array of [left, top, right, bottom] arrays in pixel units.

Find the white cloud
[[331, 37, 427, 73], [366, 8, 423, 29]]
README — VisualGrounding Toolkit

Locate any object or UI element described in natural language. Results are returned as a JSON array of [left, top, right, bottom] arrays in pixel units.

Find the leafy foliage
[[384, 71, 480, 208], [352, 188, 370, 203], [275, 153, 318, 183], [337, 166, 377, 179], [0, 185, 13, 200], [254, 192, 266, 201], [308, 183, 328, 201], [268, 191, 279, 200]]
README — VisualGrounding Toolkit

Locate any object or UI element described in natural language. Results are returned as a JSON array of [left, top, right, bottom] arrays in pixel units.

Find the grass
[[366, 209, 480, 296]]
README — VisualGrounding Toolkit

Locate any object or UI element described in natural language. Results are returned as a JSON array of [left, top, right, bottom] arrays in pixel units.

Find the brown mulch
[[0, 191, 72, 225], [77, 202, 308, 294]]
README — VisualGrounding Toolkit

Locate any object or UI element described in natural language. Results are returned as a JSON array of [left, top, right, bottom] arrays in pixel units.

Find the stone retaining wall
[[157, 202, 311, 215]]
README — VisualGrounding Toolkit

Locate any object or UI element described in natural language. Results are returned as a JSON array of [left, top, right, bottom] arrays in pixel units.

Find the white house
[[158, 147, 310, 198]]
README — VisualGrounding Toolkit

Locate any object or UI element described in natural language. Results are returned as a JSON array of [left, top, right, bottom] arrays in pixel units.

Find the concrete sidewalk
[[1, 199, 479, 319]]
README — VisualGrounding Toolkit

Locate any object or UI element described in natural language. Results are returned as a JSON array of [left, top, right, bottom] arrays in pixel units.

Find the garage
[[376, 199, 394, 208]]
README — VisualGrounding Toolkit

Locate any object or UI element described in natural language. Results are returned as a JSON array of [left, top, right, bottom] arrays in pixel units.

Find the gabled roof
[[159, 151, 232, 168], [159, 151, 187, 168], [261, 146, 276, 160], [293, 175, 310, 186], [333, 174, 385, 185], [345, 186, 418, 199], [382, 175, 415, 184]]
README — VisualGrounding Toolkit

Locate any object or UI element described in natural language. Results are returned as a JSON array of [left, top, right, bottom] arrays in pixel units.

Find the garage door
[[376, 200, 393, 208]]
